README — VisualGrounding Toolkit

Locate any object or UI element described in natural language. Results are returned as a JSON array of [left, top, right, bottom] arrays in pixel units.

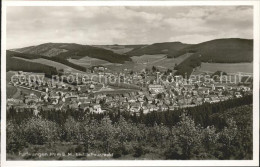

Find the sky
[[6, 6, 253, 49]]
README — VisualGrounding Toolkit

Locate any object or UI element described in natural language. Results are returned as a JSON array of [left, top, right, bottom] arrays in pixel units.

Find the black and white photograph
[[1, 0, 259, 166]]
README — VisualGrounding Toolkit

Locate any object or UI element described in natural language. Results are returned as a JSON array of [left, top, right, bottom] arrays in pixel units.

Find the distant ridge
[[125, 42, 191, 56], [167, 38, 253, 63], [12, 43, 131, 64], [8, 38, 253, 76], [92, 44, 146, 54]]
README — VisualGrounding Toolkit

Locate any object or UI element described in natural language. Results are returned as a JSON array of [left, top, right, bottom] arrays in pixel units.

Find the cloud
[[6, 6, 253, 49]]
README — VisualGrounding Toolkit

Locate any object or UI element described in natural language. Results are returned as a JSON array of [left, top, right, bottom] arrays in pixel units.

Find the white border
[[1, 1, 259, 167]]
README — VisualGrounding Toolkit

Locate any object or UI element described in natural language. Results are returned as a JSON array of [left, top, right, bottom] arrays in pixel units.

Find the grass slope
[[7, 71, 18, 98], [7, 50, 86, 72], [6, 55, 58, 77], [195, 62, 253, 74], [92, 45, 146, 54], [126, 42, 190, 56], [168, 38, 253, 63], [14, 57, 83, 73]]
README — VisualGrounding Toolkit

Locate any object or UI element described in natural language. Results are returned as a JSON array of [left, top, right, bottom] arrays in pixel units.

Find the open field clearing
[[7, 71, 17, 98], [195, 62, 253, 74], [106, 53, 192, 72], [92, 45, 137, 54], [13, 57, 82, 73], [7, 71, 16, 82], [68, 57, 114, 68], [151, 53, 193, 68], [7, 85, 18, 98], [131, 54, 166, 63]]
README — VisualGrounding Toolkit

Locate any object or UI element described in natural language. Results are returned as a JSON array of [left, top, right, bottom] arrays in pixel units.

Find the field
[[92, 45, 140, 54], [194, 62, 253, 74], [11, 52, 192, 73], [6, 71, 42, 98], [13, 57, 82, 73], [6, 71, 16, 82], [131, 54, 166, 63], [107, 53, 192, 72], [7, 71, 18, 98], [7, 85, 18, 99], [68, 57, 114, 68], [67, 53, 191, 72]]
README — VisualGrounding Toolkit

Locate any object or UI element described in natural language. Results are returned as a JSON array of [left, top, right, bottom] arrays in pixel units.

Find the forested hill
[[6, 50, 87, 72], [167, 38, 253, 63], [11, 43, 132, 64], [6, 53, 58, 78], [126, 42, 190, 56]]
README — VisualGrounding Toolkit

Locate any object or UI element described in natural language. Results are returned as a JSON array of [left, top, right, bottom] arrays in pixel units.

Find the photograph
[[1, 1, 259, 166]]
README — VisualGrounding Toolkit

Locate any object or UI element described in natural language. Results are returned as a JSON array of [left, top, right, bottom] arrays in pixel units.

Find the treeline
[[6, 56, 58, 78], [174, 53, 201, 77], [7, 95, 253, 159], [7, 50, 87, 72], [56, 47, 131, 64], [7, 104, 252, 160], [41, 56, 86, 72], [126, 42, 189, 56]]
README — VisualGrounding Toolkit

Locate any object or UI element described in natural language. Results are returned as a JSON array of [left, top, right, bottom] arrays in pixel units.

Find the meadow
[[195, 62, 253, 74], [13, 57, 82, 73], [106, 53, 192, 72]]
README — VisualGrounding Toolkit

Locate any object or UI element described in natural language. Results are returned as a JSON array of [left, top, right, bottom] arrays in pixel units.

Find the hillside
[[92, 45, 146, 54], [167, 38, 253, 63], [13, 57, 83, 73], [126, 42, 190, 56], [6, 55, 58, 78], [12, 43, 131, 64], [7, 50, 86, 72]]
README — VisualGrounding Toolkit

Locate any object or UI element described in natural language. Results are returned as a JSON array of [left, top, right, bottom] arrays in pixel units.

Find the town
[[7, 66, 253, 117]]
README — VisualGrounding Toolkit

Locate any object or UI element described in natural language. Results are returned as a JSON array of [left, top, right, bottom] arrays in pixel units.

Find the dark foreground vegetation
[[7, 95, 252, 160]]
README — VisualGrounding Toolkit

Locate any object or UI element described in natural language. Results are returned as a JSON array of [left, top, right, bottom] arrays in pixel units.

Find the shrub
[[133, 146, 144, 158], [112, 149, 122, 159], [75, 145, 84, 153], [164, 145, 183, 159], [66, 147, 75, 154]]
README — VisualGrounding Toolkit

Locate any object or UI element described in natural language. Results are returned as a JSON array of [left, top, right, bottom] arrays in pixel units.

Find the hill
[[92, 44, 146, 54], [168, 38, 253, 63], [126, 42, 190, 56], [7, 50, 86, 72], [12, 43, 131, 64], [6, 55, 58, 78]]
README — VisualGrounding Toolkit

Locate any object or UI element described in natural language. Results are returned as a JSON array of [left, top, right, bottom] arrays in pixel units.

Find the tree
[[64, 116, 82, 142], [82, 116, 98, 153], [152, 66, 157, 73], [115, 117, 131, 146], [218, 118, 238, 158], [7, 121, 27, 153], [202, 125, 219, 151], [172, 113, 203, 159], [22, 117, 59, 145], [97, 116, 116, 153]]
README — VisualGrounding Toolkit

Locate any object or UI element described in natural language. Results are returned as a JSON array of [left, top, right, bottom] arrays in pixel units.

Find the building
[[148, 84, 165, 94]]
